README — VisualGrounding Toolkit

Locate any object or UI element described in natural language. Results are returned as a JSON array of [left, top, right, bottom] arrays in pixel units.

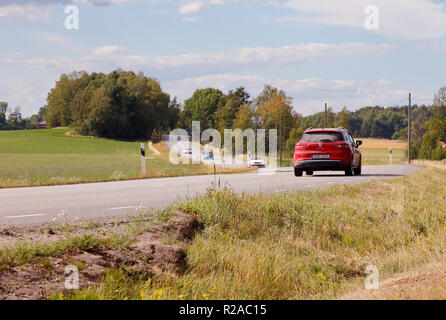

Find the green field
[[0, 129, 241, 188]]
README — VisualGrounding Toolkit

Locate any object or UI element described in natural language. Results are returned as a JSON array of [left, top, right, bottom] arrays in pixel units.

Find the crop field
[[0, 129, 247, 188], [358, 138, 407, 165]]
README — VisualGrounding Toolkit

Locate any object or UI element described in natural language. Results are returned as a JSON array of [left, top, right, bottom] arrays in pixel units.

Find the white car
[[247, 158, 265, 168]]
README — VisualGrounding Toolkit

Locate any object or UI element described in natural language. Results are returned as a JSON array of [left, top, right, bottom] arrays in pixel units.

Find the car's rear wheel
[[294, 168, 303, 177], [345, 160, 354, 176], [306, 170, 313, 176]]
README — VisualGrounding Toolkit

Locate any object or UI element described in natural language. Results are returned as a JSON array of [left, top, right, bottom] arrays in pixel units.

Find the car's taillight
[[335, 143, 349, 148]]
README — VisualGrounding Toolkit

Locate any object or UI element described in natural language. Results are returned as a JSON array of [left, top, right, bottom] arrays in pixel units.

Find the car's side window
[[349, 135, 355, 145]]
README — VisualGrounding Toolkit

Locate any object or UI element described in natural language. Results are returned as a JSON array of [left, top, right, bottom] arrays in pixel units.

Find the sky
[[1, 0, 446, 117]]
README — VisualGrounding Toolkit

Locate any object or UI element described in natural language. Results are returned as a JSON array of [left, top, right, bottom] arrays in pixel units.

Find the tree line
[[0, 102, 43, 130], [2, 69, 445, 160]]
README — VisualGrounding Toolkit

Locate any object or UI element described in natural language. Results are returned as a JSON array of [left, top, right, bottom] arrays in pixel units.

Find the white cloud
[[178, 0, 214, 15], [177, 0, 446, 40], [278, 0, 446, 40], [0, 4, 54, 21], [163, 74, 410, 115], [0, 42, 396, 73], [181, 15, 199, 22], [417, 40, 446, 51], [33, 31, 75, 49], [0, 0, 134, 21], [91, 45, 127, 55], [0, 79, 51, 116], [178, 0, 263, 15]]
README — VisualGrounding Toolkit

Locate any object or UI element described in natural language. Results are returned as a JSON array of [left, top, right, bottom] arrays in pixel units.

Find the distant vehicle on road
[[247, 158, 265, 168], [183, 148, 192, 155], [202, 151, 214, 160], [293, 127, 362, 177]]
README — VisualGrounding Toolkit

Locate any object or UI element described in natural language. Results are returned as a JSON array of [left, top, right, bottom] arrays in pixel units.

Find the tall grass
[[68, 164, 446, 300]]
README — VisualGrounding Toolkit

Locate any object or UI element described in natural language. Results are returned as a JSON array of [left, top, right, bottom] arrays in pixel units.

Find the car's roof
[[304, 128, 347, 133]]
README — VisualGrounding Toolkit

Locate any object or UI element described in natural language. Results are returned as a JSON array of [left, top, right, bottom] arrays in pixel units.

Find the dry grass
[[340, 258, 446, 300], [60, 162, 446, 300], [358, 138, 407, 150]]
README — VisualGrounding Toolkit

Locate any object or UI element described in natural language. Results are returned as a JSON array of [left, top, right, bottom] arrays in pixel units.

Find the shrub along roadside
[[61, 163, 446, 300]]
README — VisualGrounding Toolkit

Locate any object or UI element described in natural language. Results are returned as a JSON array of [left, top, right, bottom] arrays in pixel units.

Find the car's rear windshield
[[301, 132, 344, 143]]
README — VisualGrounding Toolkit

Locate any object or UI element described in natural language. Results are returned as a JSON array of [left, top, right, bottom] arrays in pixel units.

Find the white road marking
[[4, 213, 46, 219], [109, 206, 137, 211]]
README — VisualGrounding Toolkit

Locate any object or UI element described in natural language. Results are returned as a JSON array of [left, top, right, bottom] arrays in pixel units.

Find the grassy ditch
[[59, 162, 446, 300]]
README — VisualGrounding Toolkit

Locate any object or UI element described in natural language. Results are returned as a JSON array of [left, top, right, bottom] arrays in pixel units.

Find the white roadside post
[[141, 142, 156, 176], [140, 143, 147, 175], [389, 147, 392, 165]]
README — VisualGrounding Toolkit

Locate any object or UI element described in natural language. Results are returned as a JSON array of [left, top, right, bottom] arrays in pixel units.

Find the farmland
[[0, 129, 248, 188], [358, 138, 407, 165]]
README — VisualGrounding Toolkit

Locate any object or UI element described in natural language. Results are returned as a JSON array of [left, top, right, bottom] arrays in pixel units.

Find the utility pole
[[408, 93, 412, 164], [279, 113, 282, 167], [324, 103, 328, 129]]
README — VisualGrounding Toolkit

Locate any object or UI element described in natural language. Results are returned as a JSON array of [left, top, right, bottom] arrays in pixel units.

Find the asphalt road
[[0, 165, 419, 225]]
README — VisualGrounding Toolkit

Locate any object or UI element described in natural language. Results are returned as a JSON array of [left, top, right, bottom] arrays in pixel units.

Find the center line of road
[[4, 213, 46, 219], [109, 206, 137, 210]]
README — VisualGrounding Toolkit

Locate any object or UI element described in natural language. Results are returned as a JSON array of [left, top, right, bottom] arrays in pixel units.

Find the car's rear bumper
[[294, 160, 348, 171]]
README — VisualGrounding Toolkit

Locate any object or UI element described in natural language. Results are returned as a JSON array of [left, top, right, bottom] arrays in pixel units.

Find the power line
[[387, 97, 408, 107]]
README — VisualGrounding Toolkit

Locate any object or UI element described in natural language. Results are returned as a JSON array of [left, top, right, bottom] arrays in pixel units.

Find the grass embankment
[[51, 162, 444, 300], [0, 129, 250, 188]]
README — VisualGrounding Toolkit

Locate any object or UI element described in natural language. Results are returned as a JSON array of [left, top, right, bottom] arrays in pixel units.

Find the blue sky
[[1, 0, 446, 117]]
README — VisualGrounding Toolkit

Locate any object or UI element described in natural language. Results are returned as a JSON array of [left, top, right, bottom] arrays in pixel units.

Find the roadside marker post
[[389, 147, 392, 165], [140, 143, 146, 175], [140, 142, 156, 176], [408, 93, 412, 164]]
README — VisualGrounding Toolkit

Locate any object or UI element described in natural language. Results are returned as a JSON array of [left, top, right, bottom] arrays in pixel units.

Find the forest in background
[[1, 70, 445, 160]]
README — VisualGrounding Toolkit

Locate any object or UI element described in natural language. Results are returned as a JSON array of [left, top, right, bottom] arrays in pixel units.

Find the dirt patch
[[340, 259, 446, 300], [0, 210, 200, 300]]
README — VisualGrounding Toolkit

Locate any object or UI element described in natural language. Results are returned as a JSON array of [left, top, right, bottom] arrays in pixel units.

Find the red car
[[293, 128, 362, 177]]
